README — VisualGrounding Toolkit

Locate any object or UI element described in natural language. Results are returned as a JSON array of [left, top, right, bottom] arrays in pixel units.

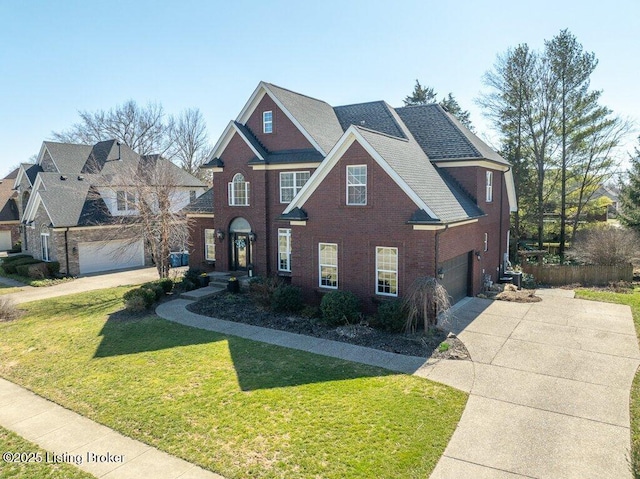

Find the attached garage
[[78, 239, 144, 274], [440, 252, 471, 304], [0, 230, 12, 251]]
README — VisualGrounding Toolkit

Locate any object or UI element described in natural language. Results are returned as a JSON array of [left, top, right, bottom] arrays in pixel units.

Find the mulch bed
[[186, 292, 470, 360]]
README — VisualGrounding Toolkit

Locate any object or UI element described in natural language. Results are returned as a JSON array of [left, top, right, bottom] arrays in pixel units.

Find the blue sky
[[1, 0, 638, 177]]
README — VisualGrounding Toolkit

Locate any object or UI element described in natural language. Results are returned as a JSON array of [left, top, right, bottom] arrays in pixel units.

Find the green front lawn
[[0, 288, 467, 479], [0, 426, 95, 479], [575, 288, 640, 476]]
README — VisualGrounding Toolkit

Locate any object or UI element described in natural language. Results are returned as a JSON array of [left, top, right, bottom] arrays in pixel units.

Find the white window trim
[[41, 231, 50, 262], [279, 171, 310, 203], [484, 233, 488, 252], [318, 243, 338, 289], [116, 190, 136, 212], [263, 110, 273, 134], [486, 171, 493, 203], [346, 164, 367, 206], [278, 228, 292, 272], [376, 247, 398, 297], [204, 229, 216, 261], [228, 173, 250, 206]]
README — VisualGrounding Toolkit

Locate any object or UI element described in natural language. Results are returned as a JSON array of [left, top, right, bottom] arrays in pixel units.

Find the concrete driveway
[[418, 289, 640, 479], [1, 267, 186, 304]]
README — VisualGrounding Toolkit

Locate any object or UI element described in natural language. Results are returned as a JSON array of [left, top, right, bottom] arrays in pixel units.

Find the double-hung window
[[486, 171, 493, 203], [376, 247, 398, 296], [204, 229, 216, 261], [319, 243, 338, 288], [116, 190, 136, 211], [263, 111, 273, 133], [278, 228, 292, 272], [228, 173, 249, 206], [347, 165, 367, 205], [280, 171, 310, 203]]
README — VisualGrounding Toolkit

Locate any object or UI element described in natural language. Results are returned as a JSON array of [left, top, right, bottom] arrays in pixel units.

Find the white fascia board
[[208, 121, 265, 163], [32, 175, 44, 192], [35, 142, 47, 167], [23, 192, 42, 224], [236, 82, 327, 156], [13, 167, 25, 190], [434, 159, 510, 171], [283, 126, 438, 220], [505, 168, 518, 212]]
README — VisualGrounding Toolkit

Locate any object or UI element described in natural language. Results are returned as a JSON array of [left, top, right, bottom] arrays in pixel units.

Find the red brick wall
[[187, 217, 216, 272], [245, 94, 314, 152], [288, 141, 437, 312]]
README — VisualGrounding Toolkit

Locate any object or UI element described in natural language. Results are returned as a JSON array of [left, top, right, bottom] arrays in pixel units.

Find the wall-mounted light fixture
[[475, 251, 482, 261], [248, 232, 256, 242], [437, 267, 445, 280], [215, 229, 225, 241]]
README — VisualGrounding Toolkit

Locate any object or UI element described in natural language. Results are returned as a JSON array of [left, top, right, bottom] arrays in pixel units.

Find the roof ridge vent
[[78, 175, 84, 181], [60, 175, 68, 181]]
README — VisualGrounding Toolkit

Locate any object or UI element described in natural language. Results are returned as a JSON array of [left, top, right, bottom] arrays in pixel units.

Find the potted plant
[[198, 272, 210, 288], [227, 276, 240, 293]]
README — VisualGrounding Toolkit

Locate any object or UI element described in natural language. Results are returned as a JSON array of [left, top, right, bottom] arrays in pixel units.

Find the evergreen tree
[[403, 80, 437, 105], [440, 93, 473, 130], [619, 137, 640, 232]]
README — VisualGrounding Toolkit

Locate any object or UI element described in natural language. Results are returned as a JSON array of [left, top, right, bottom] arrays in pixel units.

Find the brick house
[[189, 82, 516, 308], [0, 168, 21, 250], [16, 140, 206, 275]]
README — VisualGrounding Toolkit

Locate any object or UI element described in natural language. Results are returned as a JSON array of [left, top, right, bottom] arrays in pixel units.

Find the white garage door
[[78, 239, 144, 274], [0, 231, 12, 251]]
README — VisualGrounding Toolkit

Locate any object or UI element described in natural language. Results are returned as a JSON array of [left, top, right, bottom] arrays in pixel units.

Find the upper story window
[[228, 173, 250, 206], [346, 165, 367, 205], [280, 171, 310, 203], [116, 190, 136, 211], [486, 171, 493, 203], [263, 111, 273, 134]]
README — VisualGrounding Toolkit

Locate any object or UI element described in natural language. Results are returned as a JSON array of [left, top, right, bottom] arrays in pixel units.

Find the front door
[[231, 233, 250, 270]]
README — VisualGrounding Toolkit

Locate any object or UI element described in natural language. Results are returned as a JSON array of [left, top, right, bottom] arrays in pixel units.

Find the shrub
[[45, 261, 60, 277], [123, 287, 156, 310], [141, 282, 164, 301], [2, 254, 33, 265], [183, 268, 205, 283], [372, 300, 406, 332], [16, 262, 48, 279], [271, 285, 304, 313], [155, 278, 174, 293], [320, 290, 360, 326], [402, 276, 450, 332], [4, 257, 41, 274], [0, 297, 21, 322], [569, 225, 640, 266], [249, 276, 284, 307], [124, 295, 148, 312]]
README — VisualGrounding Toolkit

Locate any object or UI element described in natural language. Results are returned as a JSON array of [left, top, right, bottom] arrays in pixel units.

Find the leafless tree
[[402, 277, 451, 332], [166, 108, 211, 176], [53, 100, 170, 156]]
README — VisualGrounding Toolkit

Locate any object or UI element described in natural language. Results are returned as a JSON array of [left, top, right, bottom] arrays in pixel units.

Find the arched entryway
[[229, 217, 252, 271]]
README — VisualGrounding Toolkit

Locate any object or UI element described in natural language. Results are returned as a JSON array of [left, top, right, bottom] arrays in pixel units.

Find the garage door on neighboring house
[[0, 231, 12, 251], [440, 252, 471, 304], [78, 239, 144, 274]]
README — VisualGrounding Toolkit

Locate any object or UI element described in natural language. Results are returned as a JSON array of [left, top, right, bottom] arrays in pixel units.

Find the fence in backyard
[[522, 263, 633, 287]]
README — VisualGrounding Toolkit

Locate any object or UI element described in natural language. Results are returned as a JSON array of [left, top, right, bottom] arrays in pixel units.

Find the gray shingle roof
[[266, 83, 344, 154], [21, 163, 43, 186], [44, 141, 93, 173], [37, 173, 92, 227], [234, 122, 267, 158], [396, 104, 508, 165], [334, 101, 406, 139], [0, 169, 19, 222], [183, 188, 214, 214], [248, 148, 324, 166]]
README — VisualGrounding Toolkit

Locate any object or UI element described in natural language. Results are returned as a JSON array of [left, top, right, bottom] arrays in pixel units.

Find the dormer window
[[346, 165, 367, 205], [228, 173, 249, 206], [263, 111, 273, 134]]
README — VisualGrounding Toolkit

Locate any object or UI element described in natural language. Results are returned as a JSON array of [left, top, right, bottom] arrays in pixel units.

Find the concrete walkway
[[3, 267, 186, 304], [0, 378, 223, 478], [157, 290, 640, 479]]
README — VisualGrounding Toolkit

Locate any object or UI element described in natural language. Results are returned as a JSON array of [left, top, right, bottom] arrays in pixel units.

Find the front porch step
[[179, 272, 251, 300]]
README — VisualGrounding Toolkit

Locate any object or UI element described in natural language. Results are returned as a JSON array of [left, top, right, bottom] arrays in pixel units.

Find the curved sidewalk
[[158, 291, 640, 479]]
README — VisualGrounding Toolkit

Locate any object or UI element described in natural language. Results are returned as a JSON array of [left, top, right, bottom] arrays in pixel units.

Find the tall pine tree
[[619, 137, 640, 232]]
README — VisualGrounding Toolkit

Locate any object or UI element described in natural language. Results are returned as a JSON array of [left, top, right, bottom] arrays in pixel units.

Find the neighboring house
[[15, 140, 206, 275], [191, 82, 516, 308], [0, 168, 21, 250]]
